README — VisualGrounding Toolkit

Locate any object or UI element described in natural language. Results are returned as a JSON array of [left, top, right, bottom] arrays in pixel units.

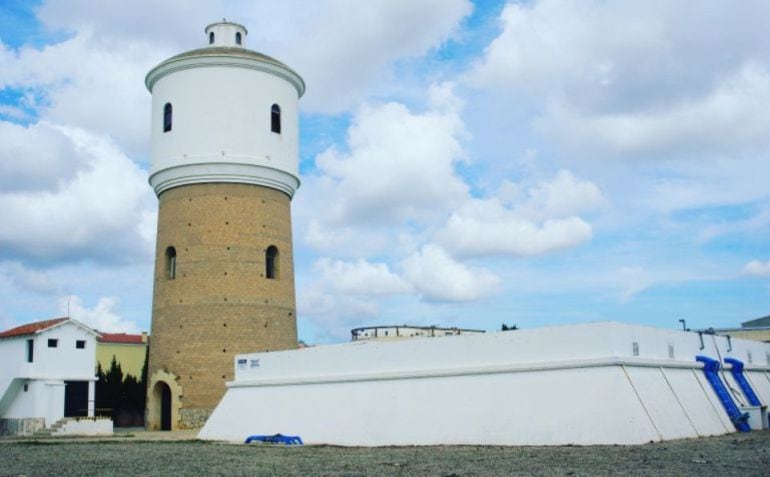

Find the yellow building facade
[[96, 333, 149, 378]]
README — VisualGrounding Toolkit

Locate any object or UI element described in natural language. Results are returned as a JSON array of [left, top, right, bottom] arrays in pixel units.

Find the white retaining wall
[[199, 322, 770, 445], [53, 418, 113, 436]]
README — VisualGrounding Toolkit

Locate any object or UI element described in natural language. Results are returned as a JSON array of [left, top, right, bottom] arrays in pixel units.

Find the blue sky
[[1, 0, 769, 343]]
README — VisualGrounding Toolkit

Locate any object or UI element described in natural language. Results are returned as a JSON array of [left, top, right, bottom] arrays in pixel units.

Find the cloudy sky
[[1, 0, 769, 343]]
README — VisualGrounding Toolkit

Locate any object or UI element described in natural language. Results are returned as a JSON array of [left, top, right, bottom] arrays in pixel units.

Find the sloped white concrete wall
[[622, 366, 730, 440], [205, 365, 662, 445], [665, 369, 732, 435], [199, 322, 770, 446], [746, 371, 770, 403]]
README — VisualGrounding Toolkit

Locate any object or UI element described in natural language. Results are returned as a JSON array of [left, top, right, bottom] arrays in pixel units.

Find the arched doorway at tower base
[[146, 370, 182, 431]]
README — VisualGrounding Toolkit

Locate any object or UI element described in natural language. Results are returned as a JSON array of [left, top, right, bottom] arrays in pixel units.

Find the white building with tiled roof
[[0, 317, 100, 435]]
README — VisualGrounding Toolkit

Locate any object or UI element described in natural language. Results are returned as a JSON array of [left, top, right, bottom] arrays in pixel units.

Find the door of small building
[[64, 381, 89, 417]]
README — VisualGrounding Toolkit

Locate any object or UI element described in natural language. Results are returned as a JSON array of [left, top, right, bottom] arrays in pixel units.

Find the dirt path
[[1, 430, 768, 476]]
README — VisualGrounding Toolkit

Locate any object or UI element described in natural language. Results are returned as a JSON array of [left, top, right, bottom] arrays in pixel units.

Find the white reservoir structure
[[200, 322, 770, 445]]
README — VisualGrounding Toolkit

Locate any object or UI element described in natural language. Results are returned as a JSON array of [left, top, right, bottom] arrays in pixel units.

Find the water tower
[[144, 20, 304, 430]]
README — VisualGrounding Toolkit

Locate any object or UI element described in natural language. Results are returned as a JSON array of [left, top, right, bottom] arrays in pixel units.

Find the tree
[[94, 354, 148, 425]]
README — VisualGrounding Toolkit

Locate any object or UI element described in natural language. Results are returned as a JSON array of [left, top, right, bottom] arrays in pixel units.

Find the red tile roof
[[0, 317, 69, 338], [98, 333, 146, 344]]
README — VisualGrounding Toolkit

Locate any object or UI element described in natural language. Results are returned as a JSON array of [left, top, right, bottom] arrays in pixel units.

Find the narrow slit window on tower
[[209, 31, 215, 44], [165, 246, 177, 280], [235, 32, 242, 45], [266, 246, 279, 279], [163, 102, 173, 132], [271, 104, 281, 134]]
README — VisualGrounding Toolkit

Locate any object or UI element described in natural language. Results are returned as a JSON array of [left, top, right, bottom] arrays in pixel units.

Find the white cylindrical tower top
[[205, 20, 248, 48], [145, 21, 305, 198]]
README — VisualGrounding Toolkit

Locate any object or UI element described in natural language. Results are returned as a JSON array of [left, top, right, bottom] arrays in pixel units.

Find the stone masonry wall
[[0, 418, 45, 436], [148, 183, 298, 427]]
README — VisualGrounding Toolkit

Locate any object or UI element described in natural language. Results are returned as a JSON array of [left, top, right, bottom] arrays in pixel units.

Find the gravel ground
[[1, 431, 768, 476]]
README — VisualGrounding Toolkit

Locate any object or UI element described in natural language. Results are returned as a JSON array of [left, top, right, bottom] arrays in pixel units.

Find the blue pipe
[[695, 355, 751, 432], [723, 358, 762, 407], [245, 433, 303, 445]]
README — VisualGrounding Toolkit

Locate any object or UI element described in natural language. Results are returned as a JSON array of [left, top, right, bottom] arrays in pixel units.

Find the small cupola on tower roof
[[205, 20, 248, 48]]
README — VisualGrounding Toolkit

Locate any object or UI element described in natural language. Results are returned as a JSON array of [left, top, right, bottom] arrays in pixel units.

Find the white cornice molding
[[146, 55, 305, 97], [228, 356, 764, 389], [149, 162, 300, 198]]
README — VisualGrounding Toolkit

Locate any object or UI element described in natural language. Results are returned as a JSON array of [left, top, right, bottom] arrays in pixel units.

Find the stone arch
[[146, 369, 183, 431]]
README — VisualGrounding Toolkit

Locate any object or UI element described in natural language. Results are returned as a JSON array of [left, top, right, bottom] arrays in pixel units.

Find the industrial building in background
[[709, 315, 770, 343], [144, 20, 305, 430], [351, 325, 484, 341]]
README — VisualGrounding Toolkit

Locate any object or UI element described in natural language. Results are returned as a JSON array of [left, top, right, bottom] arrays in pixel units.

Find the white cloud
[[617, 266, 654, 302], [0, 121, 83, 191], [514, 169, 605, 221], [642, 154, 770, 214], [297, 284, 380, 341], [402, 244, 499, 302], [539, 64, 770, 158], [744, 260, 770, 277], [27, 0, 473, 115], [699, 207, 770, 243], [296, 258, 413, 340], [437, 198, 593, 258], [436, 170, 600, 258], [469, 0, 671, 102], [0, 123, 156, 262], [275, 0, 473, 112], [314, 86, 468, 225], [0, 104, 31, 122], [301, 83, 470, 256], [61, 294, 139, 333], [470, 1, 770, 106], [315, 258, 412, 296], [0, 32, 161, 155], [468, 1, 770, 164], [35, 0, 218, 47], [2, 262, 58, 295], [303, 218, 393, 258]]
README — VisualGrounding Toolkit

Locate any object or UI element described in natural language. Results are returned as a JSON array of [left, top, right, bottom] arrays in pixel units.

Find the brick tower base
[[146, 183, 298, 430]]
